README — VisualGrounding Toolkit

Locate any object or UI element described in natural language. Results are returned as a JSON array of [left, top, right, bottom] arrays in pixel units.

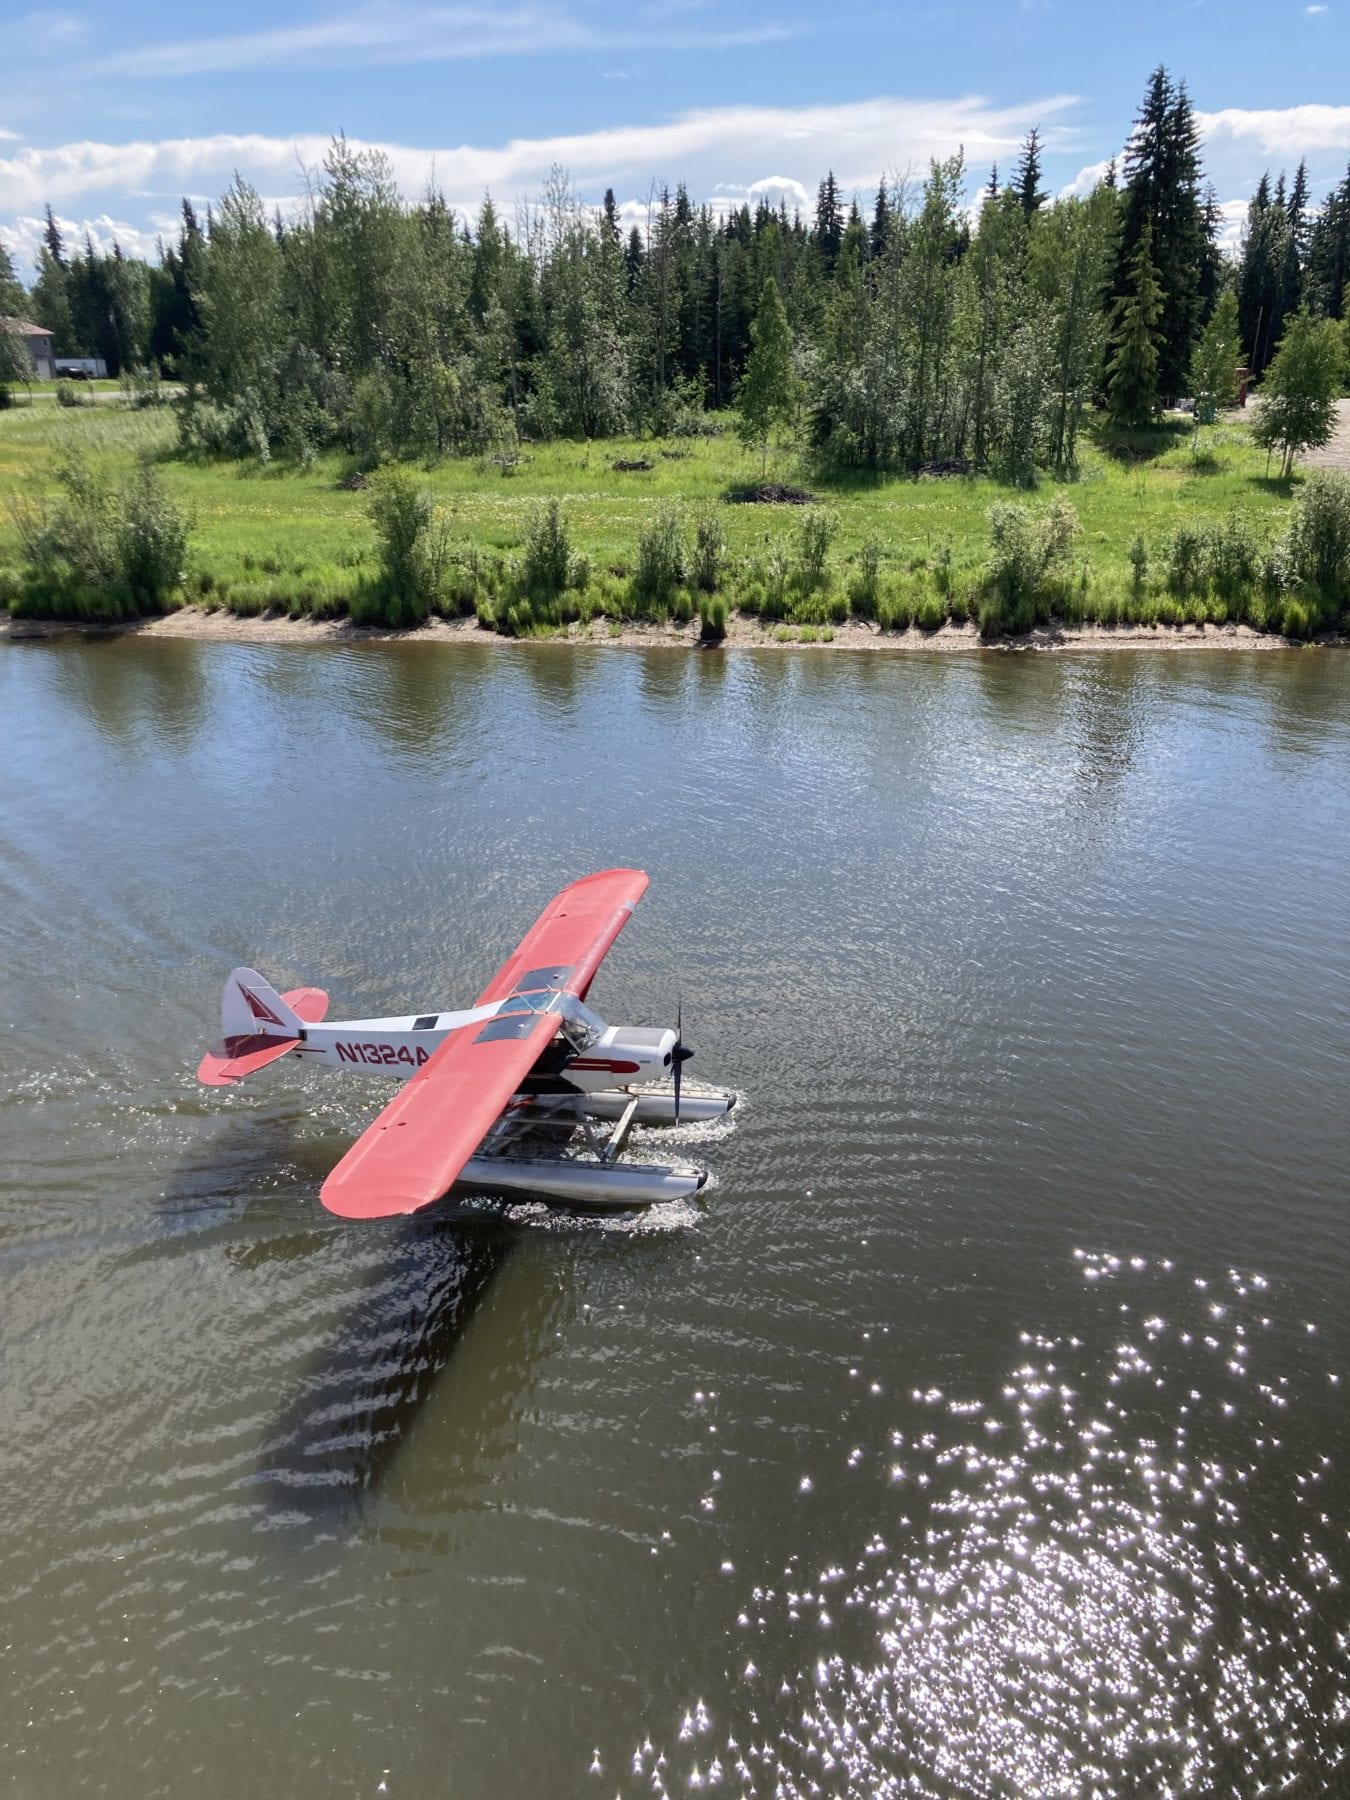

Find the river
[[1, 638, 1347, 1798]]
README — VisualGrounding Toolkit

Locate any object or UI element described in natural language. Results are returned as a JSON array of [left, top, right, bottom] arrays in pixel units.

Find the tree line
[[3, 64, 1349, 470]]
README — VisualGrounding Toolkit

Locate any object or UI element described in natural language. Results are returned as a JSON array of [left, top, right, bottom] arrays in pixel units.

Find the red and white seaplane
[[197, 870, 733, 1216]]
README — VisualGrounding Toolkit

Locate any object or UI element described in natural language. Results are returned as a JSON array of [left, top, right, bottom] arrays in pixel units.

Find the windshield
[[553, 994, 607, 1050]]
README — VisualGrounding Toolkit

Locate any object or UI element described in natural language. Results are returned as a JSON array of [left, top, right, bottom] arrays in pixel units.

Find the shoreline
[[2, 608, 1342, 654]]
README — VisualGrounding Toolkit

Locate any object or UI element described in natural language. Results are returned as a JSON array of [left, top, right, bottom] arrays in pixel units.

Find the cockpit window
[[553, 995, 606, 1050]]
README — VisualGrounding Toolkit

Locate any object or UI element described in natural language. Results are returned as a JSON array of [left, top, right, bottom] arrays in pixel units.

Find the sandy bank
[[2, 609, 1340, 654]]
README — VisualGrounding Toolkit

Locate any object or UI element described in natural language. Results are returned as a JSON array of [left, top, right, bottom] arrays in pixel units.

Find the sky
[[2, 0, 1350, 277]]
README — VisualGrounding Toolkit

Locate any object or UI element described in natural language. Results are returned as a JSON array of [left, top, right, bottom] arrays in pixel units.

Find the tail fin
[[222, 967, 304, 1042], [198, 970, 328, 1088]]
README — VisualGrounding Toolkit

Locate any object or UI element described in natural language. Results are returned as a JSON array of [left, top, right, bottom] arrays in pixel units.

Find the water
[[1, 637, 1347, 1798]]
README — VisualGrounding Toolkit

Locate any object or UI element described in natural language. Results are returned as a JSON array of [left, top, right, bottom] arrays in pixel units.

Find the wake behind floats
[[197, 870, 734, 1215]]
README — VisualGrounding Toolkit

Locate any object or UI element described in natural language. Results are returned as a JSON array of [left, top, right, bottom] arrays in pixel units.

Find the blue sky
[[3, 0, 1350, 275]]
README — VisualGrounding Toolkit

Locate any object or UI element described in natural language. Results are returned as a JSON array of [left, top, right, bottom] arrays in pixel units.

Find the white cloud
[[1210, 197, 1249, 249], [3, 210, 165, 272], [0, 94, 1082, 226], [96, 3, 800, 78], [1058, 158, 1113, 198], [1197, 103, 1350, 156], [1305, 4, 1328, 13]]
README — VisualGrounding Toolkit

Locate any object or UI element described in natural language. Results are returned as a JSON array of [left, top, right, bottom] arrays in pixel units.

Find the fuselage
[[290, 1007, 677, 1093]]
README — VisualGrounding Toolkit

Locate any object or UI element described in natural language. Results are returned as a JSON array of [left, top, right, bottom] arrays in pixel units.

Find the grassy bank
[[0, 398, 1344, 641]]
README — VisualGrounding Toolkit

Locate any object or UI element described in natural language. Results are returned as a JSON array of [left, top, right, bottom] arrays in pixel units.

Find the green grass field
[[0, 394, 1319, 632]]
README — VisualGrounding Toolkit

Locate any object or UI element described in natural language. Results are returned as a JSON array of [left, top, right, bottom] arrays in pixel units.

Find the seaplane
[[196, 870, 734, 1216]]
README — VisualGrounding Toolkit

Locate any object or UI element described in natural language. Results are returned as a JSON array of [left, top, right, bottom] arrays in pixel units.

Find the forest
[[2, 64, 1349, 640]]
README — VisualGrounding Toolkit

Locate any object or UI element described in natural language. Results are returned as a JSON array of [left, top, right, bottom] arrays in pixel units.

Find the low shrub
[[877, 590, 913, 632], [520, 498, 572, 600], [915, 593, 945, 632], [1282, 470, 1350, 593], [849, 537, 883, 618], [983, 495, 1079, 633], [633, 504, 687, 605], [366, 466, 448, 625], [1128, 532, 1148, 590], [6, 452, 190, 618], [699, 593, 728, 642], [794, 507, 839, 596], [691, 504, 726, 593]]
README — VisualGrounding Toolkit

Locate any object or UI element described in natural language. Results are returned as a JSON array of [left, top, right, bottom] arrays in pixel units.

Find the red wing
[[319, 1006, 558, 1218], [474, 867, 649, 1006], [320, 870, 647, 1220]]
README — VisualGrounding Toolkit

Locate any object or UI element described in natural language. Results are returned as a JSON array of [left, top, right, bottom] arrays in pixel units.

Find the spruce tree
[[43, 204, 65, 267], [1106, 221, 1164, 426], [1116, 66, 1205, 398], [814, 171, 843, 271], [602, 188, 621, 244], [870, 180, 891, 261], [1014, 129, 1048, 216], [737, 275, 800, 476], [1306, 164, 1350, 318]]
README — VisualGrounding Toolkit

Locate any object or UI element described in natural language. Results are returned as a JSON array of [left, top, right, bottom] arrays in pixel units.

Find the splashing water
[[613, 1254, 1349, 1798]]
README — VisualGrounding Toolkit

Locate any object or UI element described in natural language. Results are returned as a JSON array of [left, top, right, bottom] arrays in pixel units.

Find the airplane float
[[197, 870, 733, 1215]]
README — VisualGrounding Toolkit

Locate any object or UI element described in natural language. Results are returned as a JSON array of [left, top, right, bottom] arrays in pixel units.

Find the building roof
[[0, 316, 53, 337]]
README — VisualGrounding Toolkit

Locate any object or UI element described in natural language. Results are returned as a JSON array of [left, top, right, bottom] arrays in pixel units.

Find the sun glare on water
[[602, 1253, 1348, 1799]]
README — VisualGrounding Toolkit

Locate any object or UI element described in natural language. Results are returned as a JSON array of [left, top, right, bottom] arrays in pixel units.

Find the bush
[[794, 507, 839, 596], [850, 537, 883, 618], [983, 495, 1079, 630], [915, 593, 945, 632], [118, 460, 191, 606], [1282, 469, 1350, 593], [691, 504, 726, 592], [6, 452, 191, 618], [1207, 510, 1262, 599], [877, 590, 912, 632], [762, 541, 790, 620], [520, 498, 571, 600], [1163, 520, 1207, 598], [56, 380, 80, 409], [1128, 532, 1148, 590], [634, 504, 687, 605], [366, 466, 449, 626], [699, 594, 728, 642]]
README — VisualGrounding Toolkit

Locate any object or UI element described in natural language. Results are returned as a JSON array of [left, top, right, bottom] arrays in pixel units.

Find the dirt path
[[1301, 397, 1350, 472]]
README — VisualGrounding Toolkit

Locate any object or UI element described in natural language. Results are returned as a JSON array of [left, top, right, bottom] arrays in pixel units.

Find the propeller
[[671, 1000, 695, 1125]]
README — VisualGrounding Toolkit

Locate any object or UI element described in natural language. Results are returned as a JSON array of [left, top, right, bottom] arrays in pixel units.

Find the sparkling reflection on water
[[0, 640, 1347, 1799], [621, 1254, 1348, 1798]]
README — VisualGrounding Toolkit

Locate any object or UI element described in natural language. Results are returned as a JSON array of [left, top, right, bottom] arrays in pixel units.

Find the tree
[[1187, 289, 1240, 452], [1252, 308, 1345, 477], [1306, 164, 1350, 319], [0, 321, 32, 405], [737, 276, 800, 475], [1116, 67, 1206, 399], [194, 175, 284, 442], [1031, 188, 1116, 468], [0, 240, 27, 317], [813, 171, 844, 272], [1014, 129, 1048, 216], [1106, 221, 1164, 427]]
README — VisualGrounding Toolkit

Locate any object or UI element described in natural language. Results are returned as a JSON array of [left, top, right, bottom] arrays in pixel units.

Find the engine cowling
[[560, 1025, 677, 1092]]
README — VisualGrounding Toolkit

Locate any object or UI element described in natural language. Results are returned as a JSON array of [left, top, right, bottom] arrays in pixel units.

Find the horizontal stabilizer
[[197, 984, 328, 1087]]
